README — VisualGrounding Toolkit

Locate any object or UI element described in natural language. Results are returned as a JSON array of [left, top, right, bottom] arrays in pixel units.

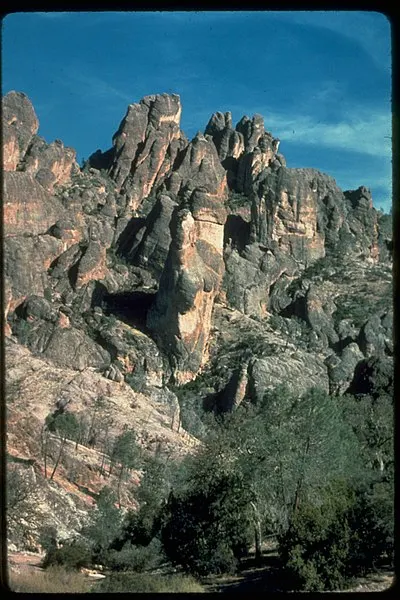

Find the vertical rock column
[[148, 133, 228, 383]]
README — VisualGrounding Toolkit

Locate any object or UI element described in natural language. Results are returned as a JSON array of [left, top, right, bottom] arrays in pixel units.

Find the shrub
[[41, 539, 92, 571], [279, 496, 351, 591], [161, 473, 253, 576], [346, 482, 394, 576], [106, 539, 164, 572], [92, 571, 205, 593], [278, 479, 394, 591], [38, 525, 58, 553]]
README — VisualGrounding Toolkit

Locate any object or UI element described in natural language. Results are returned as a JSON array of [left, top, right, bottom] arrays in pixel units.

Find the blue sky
[[2, 10, 392, 211]]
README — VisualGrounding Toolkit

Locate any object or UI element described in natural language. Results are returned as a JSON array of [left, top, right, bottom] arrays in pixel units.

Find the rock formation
[[148, 133, 228, 382], [3, 89, 392, 551], [88, 93, 187, 211]]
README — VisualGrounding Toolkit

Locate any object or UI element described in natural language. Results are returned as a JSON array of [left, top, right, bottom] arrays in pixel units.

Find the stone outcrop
[[89, 93, 187, 211], [2, 91, 78, 189], [251, 168, 345, 264], [148, 133, 228, 382], [75, 241, 108, 289], [3, 89, 393, 554], [2, 91, 39, 171], [205, 111, 281, 191], [123, 193, 179, 279], [344, 186, 379, 261], [4, 235, 64, 312], [4, 171, 65, 236], [3, 89, 392, 391], [21, 136, 78, 192]]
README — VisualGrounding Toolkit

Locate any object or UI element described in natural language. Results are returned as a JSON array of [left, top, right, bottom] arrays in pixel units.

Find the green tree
[[161, 471, 254, 576], [81, 486, 122, 565], [46, 412, 80, 480], [111, 429, 141, 508], [278, 477, 394, 591], [341, 393, 393, 477], [248, 386, 362, 530]]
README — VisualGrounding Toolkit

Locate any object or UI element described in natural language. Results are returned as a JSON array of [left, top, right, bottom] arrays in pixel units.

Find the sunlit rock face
[[89, 93, 187, 210], [205, 111, 282, 192], [250, 168, 347, 265], [2, 91, 39, 171], [3, 91, 78, 190], [148, 133, 228, 383]]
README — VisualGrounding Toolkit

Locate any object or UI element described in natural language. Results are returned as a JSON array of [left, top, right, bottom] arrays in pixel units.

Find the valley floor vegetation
[[8, 380, 393, 593]]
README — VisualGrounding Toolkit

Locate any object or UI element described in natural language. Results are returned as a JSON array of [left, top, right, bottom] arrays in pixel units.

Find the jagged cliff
[[3, 90, 392, 550]]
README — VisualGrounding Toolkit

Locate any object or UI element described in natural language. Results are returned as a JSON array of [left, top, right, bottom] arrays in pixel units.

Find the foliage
[[161, 471, 254, 576], [333, 292, 390, 328], [279, 480, 354, 591], [46, 411, 80, 440], [212, 385, 362, 534], [341, 393, 393, 476], [106, 538, 164, 572], [45, 411, 80, 479], [81, 486, 122, 565], [38, 525, 58, 553], [346, 480, 394, 575], [110, 428, 141, 507], [41, 539, 92, 571], [278, 478, 394, 591], [92, 571, 205, 593]]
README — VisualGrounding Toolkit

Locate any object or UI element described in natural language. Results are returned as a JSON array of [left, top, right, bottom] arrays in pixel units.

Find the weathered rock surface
[[89, 93, 187, 211], [205, 111, 280, 190], [2, 91, 39, 171], [325, 342, 365, 395], [4, 171, 65, 236], [148, 133, 228, 382], [21, 136, 78, 192], [6, 339, 198, 548], [123, 193, 179, 279], [4, 235, 64, 311], [208, 305, 330, 402], [2, 89, 393, 554]]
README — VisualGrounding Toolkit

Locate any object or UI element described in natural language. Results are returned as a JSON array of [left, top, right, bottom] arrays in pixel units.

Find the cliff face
[[3, 89, 391, 381], [3, 90, 392, 549]]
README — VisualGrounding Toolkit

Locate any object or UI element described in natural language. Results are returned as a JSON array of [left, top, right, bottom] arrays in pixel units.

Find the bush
[[279, 498, 351, 591], [38, 525, 58, 553], [161, 473, 253, 576], [41, 539, 92, 571], [93, 571, 204, 593], [346, 482, 394, 576], [278, 480, 394, 591], [106, 539, 164, 572]]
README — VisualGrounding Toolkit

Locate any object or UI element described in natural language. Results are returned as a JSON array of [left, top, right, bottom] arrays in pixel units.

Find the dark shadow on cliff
[[101, 291, 156, 333], [224, 215, 251, 253], [115, 217, 146, 257]]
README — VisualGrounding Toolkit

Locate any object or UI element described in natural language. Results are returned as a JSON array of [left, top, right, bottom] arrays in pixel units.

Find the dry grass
[[8, 565, 93, 593], [94, 571, 206, 593]]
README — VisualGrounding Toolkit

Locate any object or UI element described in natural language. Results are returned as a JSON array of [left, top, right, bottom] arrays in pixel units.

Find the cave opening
[[101, 290, 156, 332]]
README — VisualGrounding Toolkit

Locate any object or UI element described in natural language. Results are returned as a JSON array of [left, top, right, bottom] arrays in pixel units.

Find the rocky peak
[[236, 113, 268, 153], [2, 90, 78, 190], [205, 110, 281, 192], [90, 93, 187, 211], [2, 91, 39, 171], [344, 186, 373, 210]]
